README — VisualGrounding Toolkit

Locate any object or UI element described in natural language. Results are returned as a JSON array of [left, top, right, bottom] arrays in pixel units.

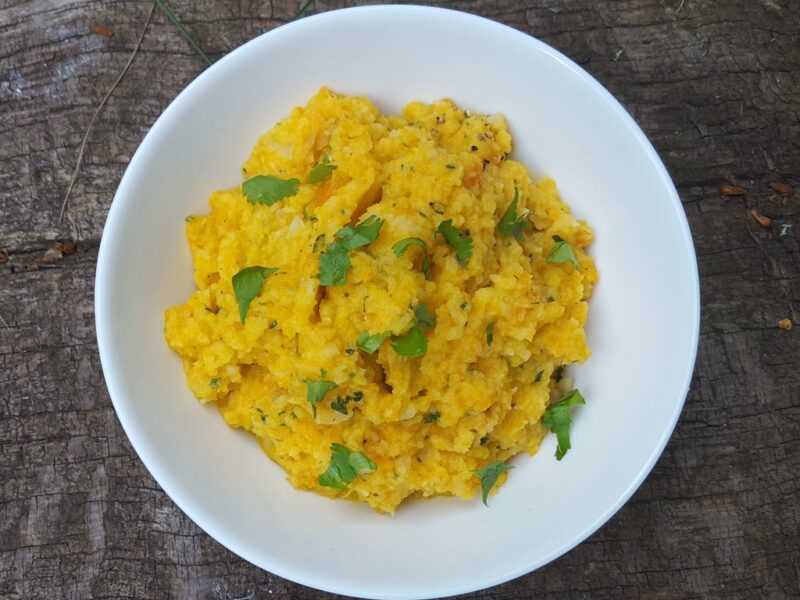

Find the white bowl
[[96, 6, 699, 599]]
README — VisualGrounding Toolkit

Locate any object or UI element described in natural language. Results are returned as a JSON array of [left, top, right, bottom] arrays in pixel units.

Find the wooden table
[[2, 1, 798, 597]]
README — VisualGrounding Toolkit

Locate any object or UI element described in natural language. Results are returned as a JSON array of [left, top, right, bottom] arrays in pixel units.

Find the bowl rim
[[95, 5, 700, 599]]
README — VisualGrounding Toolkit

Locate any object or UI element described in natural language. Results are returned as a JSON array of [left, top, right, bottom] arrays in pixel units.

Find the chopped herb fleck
[[424, 411, 440, 423], [209, 377, 220, 390], [391, 303, 436, 357], [436, 219, 473, 264], [269, 320, 278, 329], [232, 266, 278, 323], [475, 460, 513, 506], [393, 237, 431, 278], [306, 154, 337, 184], [542, 389, 585, 460], [486, 321, 495, 346], [242, 175, 299, 205], [318, 443, 376, 489], [547, 235, 579, 268], [357, 330, 391, 354], [303, 379, 337, 417], [497, 188, 532, 241], [318, 216, 384, 286]]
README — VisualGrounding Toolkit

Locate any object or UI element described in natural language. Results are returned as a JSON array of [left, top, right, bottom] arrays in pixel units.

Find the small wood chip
[[56, 242, 76, 255], [750, 209, 773, 229], [769, 182, 795, 197], [0, 251, 8, 263], [720, 184, 747, 196], [92, 25, 114, 37], [778, 318, 793, 331], [42, 248, 62, 263], [702, 39, 711, 56]]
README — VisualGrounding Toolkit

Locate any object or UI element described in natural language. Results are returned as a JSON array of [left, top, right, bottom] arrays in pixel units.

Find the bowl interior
[[96, 6, 699, 599]]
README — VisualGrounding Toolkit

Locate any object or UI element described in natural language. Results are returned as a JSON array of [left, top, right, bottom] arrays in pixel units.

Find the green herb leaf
[[497, 188, 532, 241], [485, 321, 495, 346], [317, 243, 351, 286], [318, 216, 384, 286], [330, 397, 348, 415], [391, 304, 436, 357], [304, 379, 337, 417], [335, 215, 384, 251], [242, 175, 299, 205], [414, 303, 436, 329], [306, 154, 337, 184], [232, 266, 278, 323], [318, 443, 376, 489], [393, 237, 431, 278], [436, 219, 473, 264], [357, 330, 391, 354], [424, 410, 440, 423], [475, 460, 514, 506], [542, 389, 585, 460], [547, 235, 579, 268], [391, 324, 427, 357], [209, 377, 220, 390]]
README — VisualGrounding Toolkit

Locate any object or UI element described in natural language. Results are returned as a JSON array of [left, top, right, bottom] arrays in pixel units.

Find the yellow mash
[[164, 88, 597, 513]]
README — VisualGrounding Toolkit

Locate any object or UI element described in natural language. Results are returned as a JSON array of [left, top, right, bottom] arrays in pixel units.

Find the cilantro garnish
[[497, 188, 532, 241], [424, 410, 440, 423], [306, 154, 337, 184], [303, 379, 337, 417], [485, 321, 495, 346], [318, 443, 376, 490], [413, 303, 436, 329], [391, 303, 436, 357], [393, 237, 431, 278], [357, 330, 391, 354], [474, 460, 514, 506], [242, 175, 299, 205], [231, 266, 278, 323], [542, 389, 585, 460], [547, 235, 579, 268], [330, 391, 363, 415], [318, 216, 384, 286], [436, 219, 473, 264]]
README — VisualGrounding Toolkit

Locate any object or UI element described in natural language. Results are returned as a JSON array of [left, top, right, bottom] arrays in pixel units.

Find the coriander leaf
[[232, 266, 278, 323], [547, 235, 579, 268], [391, 324, 427, 357], [335, 215, 384, 251], [497, 188, 532, 241], [391, 304, 436, 357], [414, 303, 436, 329], [542, 388, 585, 460], [330, 397, 349, 415], [318, 216, 384, 286], [436, 219, 473, 264], [348, 451, 376, 474], [242, 175, 299, 205], [357, 330, 391, 354], [486, 321, 494, 346], [393, 237, 431, 278], [318, 443, 376, 489], [474, 460, 514, 506], [304, 379, 337, 417], [306, 154, 337, 184], [424, 410, 440, 423], [317, 242, 351, 286]]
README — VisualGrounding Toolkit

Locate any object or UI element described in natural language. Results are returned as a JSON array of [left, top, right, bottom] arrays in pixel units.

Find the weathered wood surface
[[1, 0, 799, 598]]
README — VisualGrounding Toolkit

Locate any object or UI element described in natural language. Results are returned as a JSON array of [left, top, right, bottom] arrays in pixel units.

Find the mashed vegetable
[[164, 88, 597, 513]]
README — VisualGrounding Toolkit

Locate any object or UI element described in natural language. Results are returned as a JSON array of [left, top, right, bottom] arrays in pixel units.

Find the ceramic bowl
[[96, 6, 700, 599]]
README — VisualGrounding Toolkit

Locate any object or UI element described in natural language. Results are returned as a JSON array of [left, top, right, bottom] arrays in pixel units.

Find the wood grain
[[1, 1, 798, 598]]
